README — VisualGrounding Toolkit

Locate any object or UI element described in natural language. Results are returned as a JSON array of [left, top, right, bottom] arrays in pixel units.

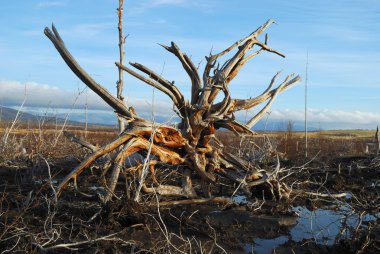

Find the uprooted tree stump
[[44, 19, 301, 202]]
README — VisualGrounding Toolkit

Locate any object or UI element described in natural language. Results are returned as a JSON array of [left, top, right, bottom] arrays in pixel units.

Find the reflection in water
[[244, 204, 379, 254], [291, 205, 379, 245], [245, 236, 288, 254], [232, 195, 247, 203], [291, 206, 347, 245]]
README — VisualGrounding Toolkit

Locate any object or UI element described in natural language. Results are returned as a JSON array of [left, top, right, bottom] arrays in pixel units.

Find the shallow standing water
[[243, 204, 379, 254]]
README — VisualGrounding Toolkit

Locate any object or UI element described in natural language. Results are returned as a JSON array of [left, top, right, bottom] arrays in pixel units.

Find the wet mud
[[0, 154, 379, 253]]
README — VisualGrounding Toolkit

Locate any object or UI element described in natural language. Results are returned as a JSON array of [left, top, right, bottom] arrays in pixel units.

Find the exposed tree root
[[45, 19, 300, 201]]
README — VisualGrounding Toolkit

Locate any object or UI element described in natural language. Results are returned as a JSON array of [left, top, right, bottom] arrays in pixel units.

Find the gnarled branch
[[116, 62, 187, 117], [160, 42, 202, 104], [200, 19, 285, 107], [44, 25, 134, 119]]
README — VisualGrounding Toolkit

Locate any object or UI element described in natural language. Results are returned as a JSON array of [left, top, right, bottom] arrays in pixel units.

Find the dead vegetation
[[1, 122, 379, 253], [43, 19, 301, 203]]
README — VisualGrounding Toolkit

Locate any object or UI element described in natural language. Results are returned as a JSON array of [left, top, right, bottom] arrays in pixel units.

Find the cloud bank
[[1, 79, 379, 129], [0, 79, 107, 109], [0, 79, 174, 116], [268, 109, 380, 125]]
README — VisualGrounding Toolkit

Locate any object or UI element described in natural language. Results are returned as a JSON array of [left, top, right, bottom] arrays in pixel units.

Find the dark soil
[[1, 153, 379, 253], [1, 128, 379, 253]]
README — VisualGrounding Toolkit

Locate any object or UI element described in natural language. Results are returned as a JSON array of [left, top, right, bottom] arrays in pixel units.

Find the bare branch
[[199, 19, 284, 107], [56, 134, 133, 197], [63, 131, 99, 152], [129, 62, 185, 107], [44, 25, 133, 119], [116, 62, 187, 117], [206, 19, 276, 65], [160, 42, 202, 104], [207, 83, 232, 119], [153, 197, 234, 207], [245, 74, 301, 128], [214, 120, 255, 135], [234, 74, 301, 113]]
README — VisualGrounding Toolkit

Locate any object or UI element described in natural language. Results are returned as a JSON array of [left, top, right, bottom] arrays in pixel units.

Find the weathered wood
[[63, 131, 98, 152], [181, 168, 197, 198], [46, 20, 299, 201], [105, 138, 138, 201], [115, 62, 187, 117], [159, 42, 201, 105], [44, 25, 134, 119], [202, 19, 285, 106], [154, 197, 234, 207], [56, 134, 133, 196], [116, 0, 128, 133], [143, 184, 195, 198]]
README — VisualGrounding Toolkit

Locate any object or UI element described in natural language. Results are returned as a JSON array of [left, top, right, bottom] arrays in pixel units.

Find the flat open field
[[265, 129, 375, 139], [1, 124, 379, 253]]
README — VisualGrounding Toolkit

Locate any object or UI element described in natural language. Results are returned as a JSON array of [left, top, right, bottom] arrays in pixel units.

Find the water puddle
[[243, 204, 379, 254], [291, 205, 379, 245], [244, 236, 288, 254], [232, 194, 247, 203]]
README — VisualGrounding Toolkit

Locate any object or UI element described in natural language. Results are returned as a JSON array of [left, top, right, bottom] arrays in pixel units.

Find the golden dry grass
[[258, 129, 375, 140]]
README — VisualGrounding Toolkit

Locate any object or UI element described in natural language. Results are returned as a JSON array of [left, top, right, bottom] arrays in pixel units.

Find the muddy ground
[[0, 129, 379, 253]]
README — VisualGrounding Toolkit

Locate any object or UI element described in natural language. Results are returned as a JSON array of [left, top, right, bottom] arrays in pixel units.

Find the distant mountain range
[[1, 106, 319, 131], [0, 106, 37, 122], [252, 120, 319, 132], [0, 106, 84, 126]]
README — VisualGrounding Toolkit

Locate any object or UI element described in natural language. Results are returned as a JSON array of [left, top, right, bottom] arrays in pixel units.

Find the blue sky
[[1, 0, 380, 129]]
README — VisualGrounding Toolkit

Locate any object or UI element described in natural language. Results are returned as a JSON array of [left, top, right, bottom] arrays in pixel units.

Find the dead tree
[[44, 19, 301, 200], [116, 0, 127, 133]]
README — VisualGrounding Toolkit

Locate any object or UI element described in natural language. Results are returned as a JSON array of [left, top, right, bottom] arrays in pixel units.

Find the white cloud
[[0, 79, 175, 116], [129, 0, 207, 14], [151, 0, 185, 6], [129, 0, 185, 14], [268, 108, 380, 126], [37, 1, 64, 8], [71, 23, 114, 37], [0, 79, 104, 109], [53, 23, 115, 40], [235, 108, 380, 129], [317, 25, 378, 43]]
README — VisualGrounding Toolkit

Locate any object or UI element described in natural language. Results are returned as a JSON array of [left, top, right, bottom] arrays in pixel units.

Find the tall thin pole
[[85, 90, 88, 139], [305, 50, 309, 158], [117, 0, 127, 133]]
